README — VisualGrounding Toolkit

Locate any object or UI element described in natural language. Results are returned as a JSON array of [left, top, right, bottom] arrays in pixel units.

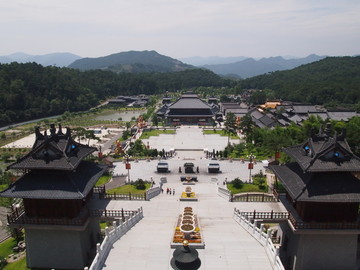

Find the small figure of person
[[169, 189, 172, 195], [161, 188, 164, 194], [173, 188, 175, 195]]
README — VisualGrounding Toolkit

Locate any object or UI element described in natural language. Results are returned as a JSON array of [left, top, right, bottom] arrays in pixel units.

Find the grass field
[[96, 174, 112, 186], [227, 183, 266, 194], [107, 183, 151, 194], [203, 129, 239, 139], [140, 129, 176, 140]]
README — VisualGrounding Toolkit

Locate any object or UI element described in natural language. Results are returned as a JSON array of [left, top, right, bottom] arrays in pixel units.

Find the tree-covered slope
[[68, 50, 193, 73], [0, 62, 232, 127], [240, 56, 360, 105]]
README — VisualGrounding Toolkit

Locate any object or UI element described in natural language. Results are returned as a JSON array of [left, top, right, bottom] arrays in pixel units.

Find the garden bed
[[171, 208, 204, 249]]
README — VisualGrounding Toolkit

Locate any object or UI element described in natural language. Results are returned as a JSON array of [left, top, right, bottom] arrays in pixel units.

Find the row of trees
[[224, 114, 360, 158], [0, 62, 234, 127]]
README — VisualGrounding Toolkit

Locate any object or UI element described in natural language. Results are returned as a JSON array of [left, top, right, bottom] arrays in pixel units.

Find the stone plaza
[[97, 126, 286, 269]]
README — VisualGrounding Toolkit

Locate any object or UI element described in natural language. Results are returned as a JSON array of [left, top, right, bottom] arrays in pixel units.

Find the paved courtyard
[[100, 126, 286, 270]]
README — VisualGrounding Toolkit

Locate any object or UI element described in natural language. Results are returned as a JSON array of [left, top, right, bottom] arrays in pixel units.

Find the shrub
[[232, 178, 244, 189], [133, 179, 146, 190]]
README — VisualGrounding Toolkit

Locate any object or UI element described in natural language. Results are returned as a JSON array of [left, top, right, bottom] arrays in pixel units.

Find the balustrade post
[[129, 192, 132, 200], [259, 224, 264, 241], [84, 267, 89, 270], [266, 229, 272, 246], [274, 246, 280, 266], [105, 227, 110, 237], [121, 208, 125, 222], [113, 221, 117, 233], [96, 243, 101, 254]]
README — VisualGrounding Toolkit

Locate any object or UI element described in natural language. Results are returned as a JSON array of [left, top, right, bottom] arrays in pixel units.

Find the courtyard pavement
[[100, 126, 286, 270]]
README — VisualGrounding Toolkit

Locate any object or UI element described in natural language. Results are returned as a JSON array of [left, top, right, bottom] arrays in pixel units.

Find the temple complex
[[157, 93, 217, 126]]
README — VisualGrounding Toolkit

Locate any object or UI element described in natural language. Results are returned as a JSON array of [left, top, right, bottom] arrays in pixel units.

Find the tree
[[224, 112, 237, 145], [239, 114, 255, 143], [151, 114, 159, 127], [125, 122, 132, 131]]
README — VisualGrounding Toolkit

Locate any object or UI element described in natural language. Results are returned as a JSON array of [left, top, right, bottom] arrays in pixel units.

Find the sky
[[1, 0, 360, 59]]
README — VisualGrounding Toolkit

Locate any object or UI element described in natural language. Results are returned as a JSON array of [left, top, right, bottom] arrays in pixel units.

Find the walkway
[[101, 126, 285, 269], [102, 180, 285, 269]]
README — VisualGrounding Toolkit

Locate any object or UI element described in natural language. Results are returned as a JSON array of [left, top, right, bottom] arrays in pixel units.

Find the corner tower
[[0, 124, 106, 269], [271, 126, 360, 269]]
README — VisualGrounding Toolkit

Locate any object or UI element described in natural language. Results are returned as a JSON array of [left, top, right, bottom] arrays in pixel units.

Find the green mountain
[[68, 50, 193, 72], [240, 56, 360, 106]]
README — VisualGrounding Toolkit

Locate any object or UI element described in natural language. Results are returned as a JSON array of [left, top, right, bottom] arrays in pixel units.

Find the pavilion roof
[[0, 161, 106, 199], [8, 124, 96, 171], [270, 162, 360, 202], [284, 125, 360, 173]]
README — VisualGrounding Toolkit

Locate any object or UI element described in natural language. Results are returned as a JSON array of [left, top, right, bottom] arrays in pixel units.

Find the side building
[[271, 125, 360, 270], [0, 124, 106, 269]]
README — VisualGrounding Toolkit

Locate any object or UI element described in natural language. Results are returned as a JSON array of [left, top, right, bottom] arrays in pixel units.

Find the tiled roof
[[169, 95, 211, 110], [0, 161, 106, 199], [270, 162, 360, 202], [292, 105, 318, 114], [327, 111, 359, 121], [8, 125, 96, 171], [284, 129, 360, 172]]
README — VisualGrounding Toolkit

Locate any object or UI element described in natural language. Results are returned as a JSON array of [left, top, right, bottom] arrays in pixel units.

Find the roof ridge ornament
[[35, 126, 44, 139]]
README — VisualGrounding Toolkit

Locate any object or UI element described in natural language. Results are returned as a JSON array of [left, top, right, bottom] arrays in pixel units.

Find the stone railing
[[146, 186, 161, 201], [218, 187, 232, 201], [85, 207, 144, 270], [232, 193, 278, 202], [93, 185, 161, 201], [233, 208, 285, 270]]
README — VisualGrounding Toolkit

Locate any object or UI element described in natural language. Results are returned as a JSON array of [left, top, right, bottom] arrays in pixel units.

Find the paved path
[[142, 126, 241, 152], [102, 126, 284, 269], [102, 180, 285, 270]]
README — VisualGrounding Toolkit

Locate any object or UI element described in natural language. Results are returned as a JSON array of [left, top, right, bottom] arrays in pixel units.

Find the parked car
[[208, 162, 220, 173], [184, 162, 195, 173], [157, 162, 169, 173]]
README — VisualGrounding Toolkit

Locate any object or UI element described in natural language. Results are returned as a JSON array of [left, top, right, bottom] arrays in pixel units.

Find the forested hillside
[[0, 62, 232, 127], [68, 50, 193, 73], [241, 56, 360, 106]]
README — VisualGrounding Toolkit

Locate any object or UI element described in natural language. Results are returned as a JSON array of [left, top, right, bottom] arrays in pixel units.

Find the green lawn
[[139, 129, 175, 140], [203, 129, 239, 139], [107, 183, 151, 194], [227, 183, 266, 194], [3, 257, 30, 270], [0, 238, 17, 258], [96, 174, 112, 186]]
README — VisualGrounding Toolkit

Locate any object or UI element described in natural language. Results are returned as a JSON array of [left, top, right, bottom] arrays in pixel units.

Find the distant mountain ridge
[[180, 56, 249, 66], [0, 52, 82, 67], [202, 54, 326, 78], [68, 50, 194, 73]]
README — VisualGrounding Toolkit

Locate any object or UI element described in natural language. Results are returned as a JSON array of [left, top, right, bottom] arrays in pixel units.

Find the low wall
[[85, 207, 144, 270], [233, 208, 285, 270]]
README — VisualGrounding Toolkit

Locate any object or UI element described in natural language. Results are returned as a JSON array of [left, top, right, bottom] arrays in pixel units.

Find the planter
[[180, 224, 195, 233]]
